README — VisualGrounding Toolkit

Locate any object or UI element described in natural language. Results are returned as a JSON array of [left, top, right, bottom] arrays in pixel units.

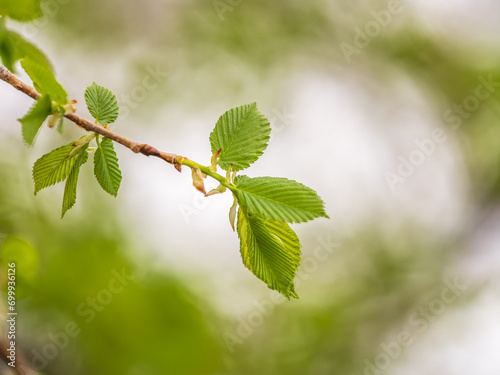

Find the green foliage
[[2, 23, 328, 296], [0, 0, 41, 22], [62, 148, 88, 217], [32, 140, 91, 217], [22, 94, 327, 296], [32, 142, 86, 194], [84, 82, 119, 124], [21, 58, 67, 104], [207, 105, 327, 295], [94, 137, 122, 196], [0, 19, 52, 72], [27, 82, 121, 217], [209, 102, 270, 171], [237, 207, 301, 299], [235, 175, 328, 223], [18, 94, 51, 145]]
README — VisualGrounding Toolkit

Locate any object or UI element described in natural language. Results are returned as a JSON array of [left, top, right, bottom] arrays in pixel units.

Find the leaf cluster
[[32, 83, 122, 217], [208, 103, 328, 298], [0, 0, 329, 297]]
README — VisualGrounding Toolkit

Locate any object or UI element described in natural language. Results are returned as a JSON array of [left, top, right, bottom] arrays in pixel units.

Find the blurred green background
[[1, 0, 500, 374]]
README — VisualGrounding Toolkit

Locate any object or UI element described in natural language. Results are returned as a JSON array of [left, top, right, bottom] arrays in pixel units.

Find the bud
[[210, 148, 222, 172], [48, 112, 61, 128], [206, 184, 226, 196], [229, 196, 238, 231], [225, 164, 233, 182], [192, 167, 207, 194], [62, 103, 77, 114], [67, 133, 96, 158]]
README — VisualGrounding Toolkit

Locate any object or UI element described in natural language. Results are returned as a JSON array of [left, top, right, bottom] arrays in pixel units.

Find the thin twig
[[0, 64, 182, 171]]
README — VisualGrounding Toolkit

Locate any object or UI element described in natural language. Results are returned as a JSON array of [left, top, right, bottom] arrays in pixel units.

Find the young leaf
[[84, 83, 119, 125], [237, 207, 301, 299], [0, 18, 16, 71], [48, 110, 64, 134], [21, 58, 67, 105], [94, 137, 122, 196], [0, 0, 41, 22], [62, 149, 89, 218], [9, 30, 53, 72], [18, 94, 52, 145], [209, 103, 271, 171], [0, 21, 53, 73], [33, 142, 88, 194], [234, 175, 329, 223], [229, 195, 238, 231], [56, 112, 64, 134]]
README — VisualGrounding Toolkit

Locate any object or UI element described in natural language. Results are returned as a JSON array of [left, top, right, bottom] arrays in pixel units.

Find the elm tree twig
[[0, 64, 181, 171]]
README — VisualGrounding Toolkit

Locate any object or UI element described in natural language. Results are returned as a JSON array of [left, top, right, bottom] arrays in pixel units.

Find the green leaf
[[237, 207, 301, 299], [18, 94, 52, 145], [94, 137, 122, 196], [0, 0, 41, 22], [32, 142, 88, 194], [21, 58, 67, 105], [9, 30, 53, 71], [0, 21, 52, 73], [62, 149, 88, 218], [209, 103, 271, 171], [235, 175, 329, 223], [84, 82, 119, 125], [0, 18, 16, 71]]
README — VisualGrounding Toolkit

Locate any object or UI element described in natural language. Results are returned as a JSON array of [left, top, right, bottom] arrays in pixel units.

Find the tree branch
[[0, 64, 182, 172]]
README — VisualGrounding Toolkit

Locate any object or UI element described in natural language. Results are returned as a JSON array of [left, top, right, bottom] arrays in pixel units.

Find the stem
[[0, 64, 179, 168], [0, 64, 235, 194], [178, 157, 236, 192]]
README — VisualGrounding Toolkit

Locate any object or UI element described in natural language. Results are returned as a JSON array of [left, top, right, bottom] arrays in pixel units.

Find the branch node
[[130, 142, 141, 153]]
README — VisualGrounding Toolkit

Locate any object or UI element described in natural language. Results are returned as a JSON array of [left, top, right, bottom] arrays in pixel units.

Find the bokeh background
[[1, 0, 500, 374]]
